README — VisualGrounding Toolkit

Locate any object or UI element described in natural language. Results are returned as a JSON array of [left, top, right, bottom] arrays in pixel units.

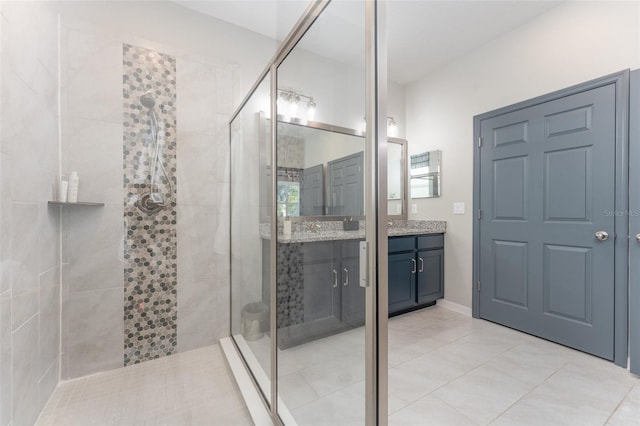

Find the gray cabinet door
[[301, 242, 341, 325], [301, 164, 324, 216], [417, 249, 444, 304], [388, 252, 417, 313], [328, 151, 364, 216], [479, 83, 616, 360], [341, 240, 365, 327]]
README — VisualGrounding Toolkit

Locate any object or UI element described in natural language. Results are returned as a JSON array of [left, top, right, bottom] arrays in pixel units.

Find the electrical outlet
[[411, 204, 418, 214], [453, 202, 465, 215]]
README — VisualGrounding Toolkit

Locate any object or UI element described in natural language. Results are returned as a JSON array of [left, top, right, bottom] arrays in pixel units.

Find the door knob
[[595, 231, 609, 241], [635, 234, 640, 243]]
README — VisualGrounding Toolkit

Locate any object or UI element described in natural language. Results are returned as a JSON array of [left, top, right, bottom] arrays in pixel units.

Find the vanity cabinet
[[388, 234, 444, 316], [276, 239, 365, 347]]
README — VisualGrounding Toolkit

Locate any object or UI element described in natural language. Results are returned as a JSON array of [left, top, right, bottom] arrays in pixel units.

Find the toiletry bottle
[[59, 178, 69, 202], [68, 171, 79, 203], [283, 217, 292, 239]]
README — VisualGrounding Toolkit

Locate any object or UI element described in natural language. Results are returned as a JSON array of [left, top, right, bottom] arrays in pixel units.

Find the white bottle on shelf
[[68, 171, 79, 203], [58, 179, 68, 202]]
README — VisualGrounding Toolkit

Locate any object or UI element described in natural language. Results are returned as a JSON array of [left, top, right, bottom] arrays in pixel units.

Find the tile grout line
[[485, 359, 572, 425], [602, 383, 634, 425]]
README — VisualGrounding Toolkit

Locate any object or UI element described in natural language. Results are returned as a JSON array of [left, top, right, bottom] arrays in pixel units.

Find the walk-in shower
[[226, 1, 388, 424], [136, 90, 174, 214]]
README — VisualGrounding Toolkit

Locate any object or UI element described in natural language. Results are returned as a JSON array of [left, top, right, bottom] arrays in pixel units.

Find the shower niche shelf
[[48, 201, 105, 207]]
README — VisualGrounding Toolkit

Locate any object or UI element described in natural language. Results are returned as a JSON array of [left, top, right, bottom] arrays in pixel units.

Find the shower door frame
[[228, 1, 389, 424]]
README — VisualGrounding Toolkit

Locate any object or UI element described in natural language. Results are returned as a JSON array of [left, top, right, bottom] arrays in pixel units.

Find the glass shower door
[[230, 74, 273, 404], [229, 1, 388, 423], [273, 1, 378, 424]]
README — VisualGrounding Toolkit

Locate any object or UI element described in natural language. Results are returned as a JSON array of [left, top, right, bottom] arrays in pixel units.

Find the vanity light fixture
[[307, 99, 317, 120], [361, 116, 399, 136], [387, 116, 398, 137], [277, 89, 316, 121]]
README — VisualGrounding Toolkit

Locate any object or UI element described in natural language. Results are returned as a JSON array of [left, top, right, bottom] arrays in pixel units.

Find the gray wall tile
[[10, 203, 38, 295], [12, 317, 39, 426], [176, 131, 217, 206], [11, 290, 37, 332], [66, 29, 123, 123], [66, 118, 123, 204], [37, 361, 58, 416], [177, 279, 216, 353], [38, 269, 60, 379], [67, 287, 124, 379], [0, 291, 12, 426]]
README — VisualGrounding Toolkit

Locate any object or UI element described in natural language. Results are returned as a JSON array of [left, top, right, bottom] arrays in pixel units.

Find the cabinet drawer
[[417, 234, 444, 250], [388, 236, 415, 253]]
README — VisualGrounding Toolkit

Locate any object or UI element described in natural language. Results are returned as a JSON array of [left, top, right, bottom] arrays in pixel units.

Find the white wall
[[406, 0, 640, 308], [0, 1, 61, 424]]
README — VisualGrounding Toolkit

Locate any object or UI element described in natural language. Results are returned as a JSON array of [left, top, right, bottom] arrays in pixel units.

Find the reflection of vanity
[[264, 116, 445, 347], [260, 220, 446, 348]]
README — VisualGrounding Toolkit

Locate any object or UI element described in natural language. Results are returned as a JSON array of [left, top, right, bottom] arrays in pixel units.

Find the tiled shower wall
[[60, 22, 233, 379], [122, 44, 178, 365], [0, 1, 61, 425]]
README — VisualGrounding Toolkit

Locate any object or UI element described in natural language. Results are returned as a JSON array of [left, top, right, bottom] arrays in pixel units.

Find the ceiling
[[175, 0, 563, 85]]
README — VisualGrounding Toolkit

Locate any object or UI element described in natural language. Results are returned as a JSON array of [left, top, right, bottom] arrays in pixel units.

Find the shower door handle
[[343, 268, 349, 286], [332, 270, 338, 288]]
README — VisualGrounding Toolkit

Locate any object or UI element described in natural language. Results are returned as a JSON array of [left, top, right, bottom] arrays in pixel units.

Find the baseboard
[[437, 299, 472, 317]]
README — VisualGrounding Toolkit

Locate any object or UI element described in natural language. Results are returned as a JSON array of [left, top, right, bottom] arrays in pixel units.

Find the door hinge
[[477, 280, 481, 292], [478, 136, 483, 148], [477, 209, 482, 220]]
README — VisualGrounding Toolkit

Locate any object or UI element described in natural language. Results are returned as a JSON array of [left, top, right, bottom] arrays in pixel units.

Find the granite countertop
[[260, 220, 446, 243]]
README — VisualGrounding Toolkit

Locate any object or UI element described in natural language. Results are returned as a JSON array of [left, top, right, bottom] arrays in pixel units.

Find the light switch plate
[[453, 202, 465, 214]]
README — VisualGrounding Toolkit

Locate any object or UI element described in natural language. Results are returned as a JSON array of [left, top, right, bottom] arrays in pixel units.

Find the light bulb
[[388, 117, 398, 137], [307, 100, 316, 121], [289, 95, 299, 118]]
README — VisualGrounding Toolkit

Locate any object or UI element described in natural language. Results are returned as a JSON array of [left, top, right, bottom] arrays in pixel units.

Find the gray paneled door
[[301, 164, 324, 216], [478, 83, 617, 360], [327, 151, 364, 216]]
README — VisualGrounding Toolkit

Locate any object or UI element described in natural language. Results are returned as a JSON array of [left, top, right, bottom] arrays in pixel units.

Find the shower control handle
[[332, 270, 338, 288], [343, 268, 349, 286]]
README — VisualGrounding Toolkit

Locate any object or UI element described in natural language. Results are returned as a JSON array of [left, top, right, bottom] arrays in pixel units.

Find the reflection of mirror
[[410, 150, 441, 198], [276, 117, 364, 217], [270, 116, 409, 218], [388, 137, 407, 218]]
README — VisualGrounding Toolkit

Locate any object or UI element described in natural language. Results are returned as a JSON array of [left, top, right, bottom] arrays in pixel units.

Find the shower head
[[139, 92, 156, 109]]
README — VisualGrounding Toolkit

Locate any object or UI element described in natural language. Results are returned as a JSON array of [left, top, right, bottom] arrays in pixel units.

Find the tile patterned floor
[[36, 345, 252, 426], [36, 307, 640, 425], [272, 306, 640, 425]]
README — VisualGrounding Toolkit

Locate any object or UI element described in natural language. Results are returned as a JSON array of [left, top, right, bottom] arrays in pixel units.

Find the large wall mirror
[[263, 115, 408, 219], [410, 150, 441, 198]]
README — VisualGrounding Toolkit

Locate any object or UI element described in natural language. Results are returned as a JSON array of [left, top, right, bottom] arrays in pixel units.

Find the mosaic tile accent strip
[[277, 122, 305, 168], [122, 44, 178, 365], [276, 242, 304, 327]]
